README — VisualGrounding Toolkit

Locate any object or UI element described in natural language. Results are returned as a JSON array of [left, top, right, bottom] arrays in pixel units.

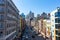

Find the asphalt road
[[33, 34, 45, 40], [21, 26, 45, 40]]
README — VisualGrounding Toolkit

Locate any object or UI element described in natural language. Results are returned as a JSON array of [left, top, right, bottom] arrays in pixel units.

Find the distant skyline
[[12, 0, 60, 16]]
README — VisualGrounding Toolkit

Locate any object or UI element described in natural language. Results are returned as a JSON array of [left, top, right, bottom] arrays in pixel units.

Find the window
[[56, 36, 60, 40], [55, 12, 60, 17], [0, 0, 4, 4], [0, 23, 3, 28], [0, 31, 3, 37], [0, 15, 4, 20], [7, 2, 15, 12], [7, 14, 16, 20], [0, 7, 4, 12], [55, 24, 60, 29], [55, 18, 57, 23], [55, 18, 60, 23], [56, 30, 60, 35]]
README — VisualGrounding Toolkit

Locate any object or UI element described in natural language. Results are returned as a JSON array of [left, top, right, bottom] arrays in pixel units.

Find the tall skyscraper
[[29, 11, 34, 19], [26, 11, 34, 26], [37, 14, 40, 20], [51, 7, 60, 40], [0, 0, 19, 40]]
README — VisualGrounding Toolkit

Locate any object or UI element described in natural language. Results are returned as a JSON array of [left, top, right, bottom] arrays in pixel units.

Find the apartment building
[[38, 19, 51, 39], [0, 0, 19, 40], [42, 19, 46, 38], [51, 7, 60, 40], [46, 20, 51, 38]]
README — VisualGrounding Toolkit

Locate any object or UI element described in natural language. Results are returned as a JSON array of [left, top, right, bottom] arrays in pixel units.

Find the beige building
[[42, 20, 46, 38], [38, 19, 43, 33], [38, 20, 41, 33], [38, 19, 51, 38], [46, 20, 51, 38], [0, 0, 19, 40]]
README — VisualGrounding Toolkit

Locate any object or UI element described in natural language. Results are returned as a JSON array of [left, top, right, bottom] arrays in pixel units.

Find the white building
[[50, 7, 60, 40]]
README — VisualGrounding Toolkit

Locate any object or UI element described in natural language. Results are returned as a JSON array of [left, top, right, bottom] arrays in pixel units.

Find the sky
[[12, 0, 60, 16]]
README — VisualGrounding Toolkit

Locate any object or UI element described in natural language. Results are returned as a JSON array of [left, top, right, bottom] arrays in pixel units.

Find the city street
[[21, 26, 45, 40], [21, 26, 32, 40], [33, 35, 45, 40], [0, 0, 60, 40]]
